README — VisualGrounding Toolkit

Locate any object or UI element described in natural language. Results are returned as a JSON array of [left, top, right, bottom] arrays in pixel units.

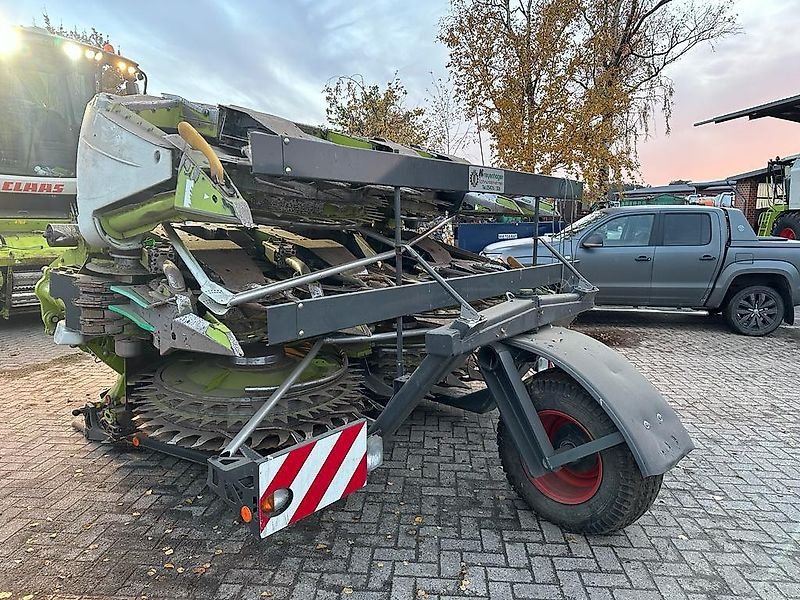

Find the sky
[[2, 0, 799, 186]]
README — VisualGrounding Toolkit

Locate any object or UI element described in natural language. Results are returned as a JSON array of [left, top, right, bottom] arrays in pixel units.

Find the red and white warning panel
[[258, 419, 368, 537]]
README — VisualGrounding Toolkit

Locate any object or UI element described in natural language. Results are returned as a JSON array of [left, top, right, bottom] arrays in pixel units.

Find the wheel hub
[[735, 292, 778, 332], [526, 410, 603, 505]]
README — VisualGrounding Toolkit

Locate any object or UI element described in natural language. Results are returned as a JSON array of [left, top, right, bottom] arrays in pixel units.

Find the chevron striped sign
[[258, 419, 368, 537]]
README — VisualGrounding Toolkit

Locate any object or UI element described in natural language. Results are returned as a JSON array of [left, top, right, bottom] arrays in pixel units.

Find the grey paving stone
[[1, 308, 798, 599]]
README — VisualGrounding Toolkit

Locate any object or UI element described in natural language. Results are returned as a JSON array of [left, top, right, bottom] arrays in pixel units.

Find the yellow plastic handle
[[177, 121, 224, 184]]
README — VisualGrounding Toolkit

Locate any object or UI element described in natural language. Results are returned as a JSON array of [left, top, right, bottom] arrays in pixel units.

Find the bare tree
[[425, 74, 474, 155]]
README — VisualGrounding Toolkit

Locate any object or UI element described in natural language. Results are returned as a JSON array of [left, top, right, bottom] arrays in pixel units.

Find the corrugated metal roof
[[728, 154, 800, 181], [695, 93, 800, 126]]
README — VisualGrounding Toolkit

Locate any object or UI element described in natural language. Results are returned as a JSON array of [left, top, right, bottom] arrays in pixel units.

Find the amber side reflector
[[260, 494, 274, 513], [131, 436, 141, 448], [240, 505, 253, 523], [507, 256, 524, 269]]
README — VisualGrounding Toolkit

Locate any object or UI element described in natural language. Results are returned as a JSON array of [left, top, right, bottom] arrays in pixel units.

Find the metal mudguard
[[506, 326, 694, 477]]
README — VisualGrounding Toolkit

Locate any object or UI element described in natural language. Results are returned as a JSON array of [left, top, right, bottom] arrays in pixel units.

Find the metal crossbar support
[[248, 130, 584, 199], [544, 431, 624, 470], [351, 225, 482, 322], [477, 344, 554, 477], [222, 339, 324, 456], [167, 216, 455, 315], [394, 187, 404, 380], [538, 236, 596, 292], [265, 263, 570, 344], [369, 290, 595, 439], [402, 245, 482, 323]]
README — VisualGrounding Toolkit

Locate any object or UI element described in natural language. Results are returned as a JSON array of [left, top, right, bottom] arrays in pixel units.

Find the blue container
[[456, 221, 563, 253]]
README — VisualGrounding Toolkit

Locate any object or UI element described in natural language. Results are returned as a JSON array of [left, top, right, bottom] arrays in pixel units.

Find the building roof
[[728, 154, 800, 181], [695, 93, 800, 126], [622, 179, 734, 198]]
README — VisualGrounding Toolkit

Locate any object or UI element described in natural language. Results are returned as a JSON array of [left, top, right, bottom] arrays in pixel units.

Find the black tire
[[723, 285, 784, 336], [772, 211, 800, 240], [498, 370, 662, 534]]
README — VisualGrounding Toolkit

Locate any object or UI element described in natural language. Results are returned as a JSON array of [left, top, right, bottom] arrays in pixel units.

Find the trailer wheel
[[723, 285, 784, 336], [772, 211, 800, 240], [498, 370, 662, 534]]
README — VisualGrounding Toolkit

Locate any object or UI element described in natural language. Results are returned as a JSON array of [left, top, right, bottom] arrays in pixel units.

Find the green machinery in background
[[0, 24, 144, 317], [698, 93, 800, 239]]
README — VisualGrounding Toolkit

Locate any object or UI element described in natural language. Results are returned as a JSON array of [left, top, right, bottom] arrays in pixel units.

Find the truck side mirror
[[582, 233, 604, 248]]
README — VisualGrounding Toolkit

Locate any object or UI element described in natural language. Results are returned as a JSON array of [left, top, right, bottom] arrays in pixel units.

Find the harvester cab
[[0, 24, 144, 317]]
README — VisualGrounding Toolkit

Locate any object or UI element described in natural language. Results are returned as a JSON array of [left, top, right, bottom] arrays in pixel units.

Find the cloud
[[10, 0, 450, 126], [638, 0, 800, 184], [7, 0, 798, 180]]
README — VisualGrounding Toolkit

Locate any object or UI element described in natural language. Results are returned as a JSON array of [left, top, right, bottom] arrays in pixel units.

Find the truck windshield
[[551, 210, 609, 240], [0, 57, 96, 177]]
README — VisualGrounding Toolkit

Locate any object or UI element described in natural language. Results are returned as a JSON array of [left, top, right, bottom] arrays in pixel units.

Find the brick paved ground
[[0, 310, 799, 600]]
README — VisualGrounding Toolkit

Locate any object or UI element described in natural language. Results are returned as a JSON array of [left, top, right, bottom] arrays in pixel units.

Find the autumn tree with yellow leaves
[[439, 0, 738, 197]]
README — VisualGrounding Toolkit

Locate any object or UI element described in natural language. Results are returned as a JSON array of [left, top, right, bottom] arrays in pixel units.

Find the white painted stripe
[[264, 431, 340, 535], [257, 451, 288, 498], [318, 422, 366, 510]]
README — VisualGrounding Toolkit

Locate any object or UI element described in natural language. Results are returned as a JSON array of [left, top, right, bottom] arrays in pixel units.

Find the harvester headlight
[[63, 42, 82, 61], [117, 60, 127, 71], [127, 65, 136, 75], [94, 51, 103, 61], [84, 48, 95, 59], [0, 24, 20, 55]]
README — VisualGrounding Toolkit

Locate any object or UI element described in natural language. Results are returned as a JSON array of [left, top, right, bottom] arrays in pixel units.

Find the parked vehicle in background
[[698, 93, 800, 239], [483, 206, 800, 336], [0, 24, 144, 317]]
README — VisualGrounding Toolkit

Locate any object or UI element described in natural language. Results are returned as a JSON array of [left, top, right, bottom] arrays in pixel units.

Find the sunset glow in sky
[[3, 0, 799, 186]]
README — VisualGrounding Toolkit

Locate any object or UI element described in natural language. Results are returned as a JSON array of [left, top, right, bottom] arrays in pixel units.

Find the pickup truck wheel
[[772, 212, 800, 240], [497, 371, 662, 534], [724, 285, 784, 336]]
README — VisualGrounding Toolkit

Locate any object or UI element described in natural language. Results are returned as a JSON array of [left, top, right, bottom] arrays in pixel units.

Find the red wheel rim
[[524, 410, 603, 504], [779, 227, 797, 240]]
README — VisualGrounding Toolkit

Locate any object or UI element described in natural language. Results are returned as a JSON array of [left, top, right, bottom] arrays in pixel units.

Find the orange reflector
[[506, 256, 524, 269], [240, 505, 253, 523], [260, 493, 274, 514], [131, 436, 141, 448]]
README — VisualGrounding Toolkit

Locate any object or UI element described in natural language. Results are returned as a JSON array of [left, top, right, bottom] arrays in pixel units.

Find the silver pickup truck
[[482, 206, 800, 336]]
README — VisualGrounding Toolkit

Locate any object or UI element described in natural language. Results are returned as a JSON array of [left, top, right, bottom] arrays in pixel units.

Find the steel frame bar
[[478, 344, 554, 477], [544, 431, 624, 470], [265, 263, 570, 344], [222, 338, 324, 456], [394, 187, 404, 379], [248, 131, 584, 199], [369, 291, 594, 440]]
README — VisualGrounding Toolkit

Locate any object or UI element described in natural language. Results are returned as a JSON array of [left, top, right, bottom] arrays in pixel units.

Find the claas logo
[[1, 180, 66, 194]]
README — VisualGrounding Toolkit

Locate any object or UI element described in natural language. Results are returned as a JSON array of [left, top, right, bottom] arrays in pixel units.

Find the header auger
[[37, 92, 693, 537]]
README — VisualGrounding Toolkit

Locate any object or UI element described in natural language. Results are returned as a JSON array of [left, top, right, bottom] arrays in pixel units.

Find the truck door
[[576, 213, 656, 305], [652, 211, 722, 306]]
